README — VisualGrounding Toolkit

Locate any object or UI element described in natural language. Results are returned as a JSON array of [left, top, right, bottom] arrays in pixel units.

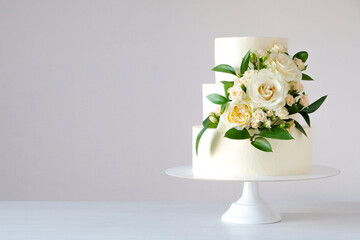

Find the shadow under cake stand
[[165, 165, 339, 224]]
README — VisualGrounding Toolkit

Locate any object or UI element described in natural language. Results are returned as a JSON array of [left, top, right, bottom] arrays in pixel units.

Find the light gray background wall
[[0, 0, 359, 202]]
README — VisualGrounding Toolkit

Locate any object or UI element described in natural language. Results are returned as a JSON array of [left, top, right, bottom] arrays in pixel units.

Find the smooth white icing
[[192, 126, 312, 178], [214, 37, 288, 83]]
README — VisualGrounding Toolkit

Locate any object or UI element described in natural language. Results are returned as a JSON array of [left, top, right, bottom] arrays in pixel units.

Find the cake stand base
[[165, 165, 340, 224], [221, 182, 281, 224]]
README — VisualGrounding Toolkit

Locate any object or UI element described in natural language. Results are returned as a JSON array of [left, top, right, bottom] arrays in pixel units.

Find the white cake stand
[[165, 165, 339, 224]]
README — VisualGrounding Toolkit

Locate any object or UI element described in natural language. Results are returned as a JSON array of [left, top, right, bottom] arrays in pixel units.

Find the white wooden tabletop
[[0, 202, 359, 239]]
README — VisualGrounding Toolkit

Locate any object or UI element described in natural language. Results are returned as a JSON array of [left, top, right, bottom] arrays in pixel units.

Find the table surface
[[0, 202, 359, 240]]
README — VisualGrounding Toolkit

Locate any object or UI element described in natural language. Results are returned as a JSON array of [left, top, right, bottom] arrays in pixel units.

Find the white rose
[[214, 105, 221, 116], [246, 69, 288, 110], [276, 107, 289, 119], [228, 86, 243, 101], [265, 119, 272, 128], [300, 95, 310, 107], [285, 94, 295, 106], [294, 57, 305, 71], [292, 81, 304, 91], [218, 100, 253, 131], [271, 44, 287, 53], [254, 109, 266, 122], [255, 49, 267, 58], [266, 53, 302, 82]]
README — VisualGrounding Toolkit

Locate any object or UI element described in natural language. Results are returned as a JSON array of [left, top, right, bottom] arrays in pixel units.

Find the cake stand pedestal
[[165, 165, 339, 224]]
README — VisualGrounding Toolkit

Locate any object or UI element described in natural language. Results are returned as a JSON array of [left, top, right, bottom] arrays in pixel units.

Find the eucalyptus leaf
[[259, 126, 294, 140], [294, 120, 308, 137], [299, 112, 311, 127], [221, 81, 234, 98], [301, 95, 327, 114], [224, 128, 251, 140], [293, 51, 308, 62], [195, 126, 208, 155], [212, 64, 237, 76], [240, 50, 251, 74], [251, 137, 273, 152], [206, 94, 229, 105], [302, 73, 313, 81]]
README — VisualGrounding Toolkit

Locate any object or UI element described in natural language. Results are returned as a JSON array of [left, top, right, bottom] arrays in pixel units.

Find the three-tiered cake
[[192, 37, 326, 179]]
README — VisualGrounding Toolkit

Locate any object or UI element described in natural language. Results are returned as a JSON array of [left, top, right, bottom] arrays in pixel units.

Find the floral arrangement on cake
[[196, 44, 327, 154]]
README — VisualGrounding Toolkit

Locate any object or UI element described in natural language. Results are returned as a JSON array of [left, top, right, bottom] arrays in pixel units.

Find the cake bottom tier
[[192, 126, 312, 179]]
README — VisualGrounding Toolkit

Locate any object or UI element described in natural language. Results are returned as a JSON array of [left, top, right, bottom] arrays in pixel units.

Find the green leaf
[[221, 81, 234, 98], [293, 51, 308, 62], [195, 126, 208, 155], [206, 94, 229, 105], [212, 64, 237, 76], [220, 103, 227, 114], [241, 84, 247, 93], [302, 73, 313, 81], [294, 120, 308, 137], [251, 137, 273, 152], [259, 126, 294, 140], [301, 95, 327, 114], [299, 111, 311, 127], [240, 50, 251, 74], [224, 127, 251, 140], [287, 103, 300, 115]]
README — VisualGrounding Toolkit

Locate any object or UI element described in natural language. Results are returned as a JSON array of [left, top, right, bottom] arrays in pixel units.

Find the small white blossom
[[276, 107, 289, 119], [294, 57, 306, 71], [214, 106, 221, 116], [271, 44, 287, 53], [267, 110, 273, 117], [255, 49, 267, 58], [228, 86, 243, 100], [251, 120, 259, 129], [254, 109, 267, 122], [293, 81, 304, 91], [265, 119, 272, 128], [209, 115, 218, 123]]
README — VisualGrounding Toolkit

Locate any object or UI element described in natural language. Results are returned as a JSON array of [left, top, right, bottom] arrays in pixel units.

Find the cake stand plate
[[165, 165, 339, 224]]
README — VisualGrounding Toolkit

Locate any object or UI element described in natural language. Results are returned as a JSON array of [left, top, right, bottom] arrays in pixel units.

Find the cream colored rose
[[218, 100, 253, 131], [294, 57, 305, 71], [228, 86, 243, 101], [271, 44, 287, 53], [300, 95, 310, 107], [254, 109, 266, 122], [266, 53, 302, 82], [285, 94, 295, 106], [247, 69, 288, 110], [214, 105, 221, 116], [288, 122, 296, 134], [292, 81, 304, 91], [276, 107, 289, 119]]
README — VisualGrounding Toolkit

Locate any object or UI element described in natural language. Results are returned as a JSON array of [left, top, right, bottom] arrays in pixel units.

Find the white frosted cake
[[192, 37, 326, 179]]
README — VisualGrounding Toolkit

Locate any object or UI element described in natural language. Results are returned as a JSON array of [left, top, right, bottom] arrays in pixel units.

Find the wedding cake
[[192, 37, 326, 179]]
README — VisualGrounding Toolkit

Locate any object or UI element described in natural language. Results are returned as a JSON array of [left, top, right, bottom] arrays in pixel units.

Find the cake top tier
[[214, 37, 288, 83]]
